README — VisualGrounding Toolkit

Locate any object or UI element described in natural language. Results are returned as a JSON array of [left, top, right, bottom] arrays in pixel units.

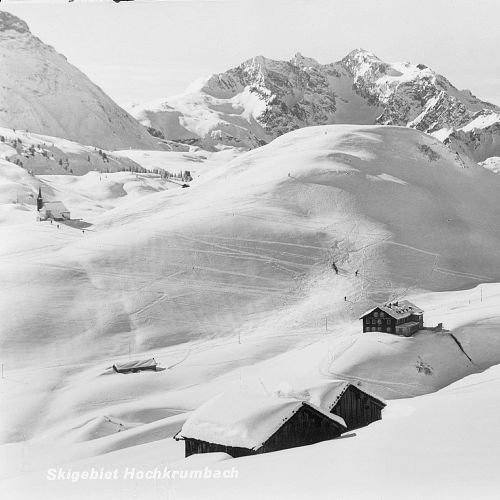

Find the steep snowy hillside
[[2, 124, 500, 372], [0, 126, 147, 176], [0, 11, 158, 151], [131, 50, 500, 160]]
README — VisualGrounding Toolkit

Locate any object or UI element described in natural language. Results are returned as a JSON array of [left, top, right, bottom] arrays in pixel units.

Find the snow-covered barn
[[174, 392, 346, 458], [306, 380, 386, 431], [41, 201, 70, 221], [112, 358, 157, 374], [360, 300, 424, 336]]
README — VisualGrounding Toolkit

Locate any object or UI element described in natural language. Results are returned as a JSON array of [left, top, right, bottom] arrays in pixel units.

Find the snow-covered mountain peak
[[290, 52, 320, 68], [341, 48, 392, 79]]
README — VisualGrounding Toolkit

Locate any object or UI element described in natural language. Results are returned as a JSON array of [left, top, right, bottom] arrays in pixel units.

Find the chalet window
[[380, 312, 385, 318], [377, 319, 382, 325], [374, 312, 379, 318], [387, 327, 391, 332], [377, 327, 382, 332]]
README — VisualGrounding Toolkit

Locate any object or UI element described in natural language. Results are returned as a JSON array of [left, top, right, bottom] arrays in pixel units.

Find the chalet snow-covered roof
[[359, 300, 423, 320], [176, 392, 346, 450], [43, 201, 69, 213], [306, 380, 386, 410]]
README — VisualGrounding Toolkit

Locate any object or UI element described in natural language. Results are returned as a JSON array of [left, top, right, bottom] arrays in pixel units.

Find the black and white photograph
[[0, 0, 499, 498]]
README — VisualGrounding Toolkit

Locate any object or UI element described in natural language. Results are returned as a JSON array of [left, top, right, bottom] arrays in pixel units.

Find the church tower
[[37, 187, 43, 211]]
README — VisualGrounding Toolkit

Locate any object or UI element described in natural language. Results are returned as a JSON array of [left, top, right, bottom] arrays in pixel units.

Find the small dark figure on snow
[[344, 296, 347, 301], [332, 262, 339, 274], [355, 270, 359, 277]]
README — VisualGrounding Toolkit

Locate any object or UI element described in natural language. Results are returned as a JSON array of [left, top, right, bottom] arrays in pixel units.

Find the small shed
[[112, 358, 157, 374], [174, 392, 346, 458], [306, 380, 386, 431], [42, 201, 70, 221]]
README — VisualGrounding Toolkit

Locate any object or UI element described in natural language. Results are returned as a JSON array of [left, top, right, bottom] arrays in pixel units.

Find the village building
[[112, 358, 158, 374], [174, 392, 346, 458], [41, 201, 70, 221], [305, 380, 386, 431], [360, 300, 424, 336], [37, 188, 71, 220]]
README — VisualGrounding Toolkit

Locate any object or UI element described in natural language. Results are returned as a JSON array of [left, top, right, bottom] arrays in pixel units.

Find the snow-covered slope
[[2, 124, 500, 498], [0, 11, 158, 151], [0, 126, 148, 176], [3, 331, 500, 499], [2, 124, 500, 371], [131, 50, 500, 160], [479, 156, 500, 174]]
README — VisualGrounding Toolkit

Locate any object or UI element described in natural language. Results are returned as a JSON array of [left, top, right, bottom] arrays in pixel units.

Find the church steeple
[[37, 187, 43, 211]]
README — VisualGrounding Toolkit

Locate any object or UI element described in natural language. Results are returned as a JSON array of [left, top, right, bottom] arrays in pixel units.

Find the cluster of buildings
[[174, 380, 385, 458], [175, 300, 427, 459]]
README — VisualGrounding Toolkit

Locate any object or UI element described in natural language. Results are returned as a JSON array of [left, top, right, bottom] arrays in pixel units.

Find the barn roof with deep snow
[[305, 380, 386, 410], [176, 392, 346, 450]]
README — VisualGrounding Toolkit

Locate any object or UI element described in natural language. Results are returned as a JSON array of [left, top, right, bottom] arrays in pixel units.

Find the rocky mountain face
[[131, 49, 500, 160], [0, 11, 158, 151]]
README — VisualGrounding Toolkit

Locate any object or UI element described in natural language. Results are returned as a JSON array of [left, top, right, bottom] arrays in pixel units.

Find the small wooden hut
[[112, 358, 157, 374], [174, 392, 346, 458]]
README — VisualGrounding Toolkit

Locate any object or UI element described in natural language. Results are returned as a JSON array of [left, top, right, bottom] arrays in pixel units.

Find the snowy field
[[1, 124, 500, 498]]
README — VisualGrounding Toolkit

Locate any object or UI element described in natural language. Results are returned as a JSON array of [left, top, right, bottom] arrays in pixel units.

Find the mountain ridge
[[131, 49, 500, 160]]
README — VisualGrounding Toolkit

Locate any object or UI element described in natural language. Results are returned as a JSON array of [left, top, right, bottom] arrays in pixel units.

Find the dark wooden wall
[[184, 438, 255, 458], [363, 309, 396, 333], [260, 405, 344, 454], [332, 385, 384, 431]]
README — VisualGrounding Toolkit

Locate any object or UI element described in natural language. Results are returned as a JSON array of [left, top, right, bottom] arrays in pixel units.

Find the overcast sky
[[3, 0, 500, 107]]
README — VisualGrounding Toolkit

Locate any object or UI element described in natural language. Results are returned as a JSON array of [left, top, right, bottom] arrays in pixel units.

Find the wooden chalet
[[174, 392, 346, 458], [306, 380, 386, 431], [360, 300, 424, 336]]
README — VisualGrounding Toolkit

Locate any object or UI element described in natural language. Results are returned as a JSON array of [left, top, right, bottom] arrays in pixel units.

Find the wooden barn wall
[[184, 438, 255, 458], [333, 386, 383, 431], [260, 406, 343, 454]]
